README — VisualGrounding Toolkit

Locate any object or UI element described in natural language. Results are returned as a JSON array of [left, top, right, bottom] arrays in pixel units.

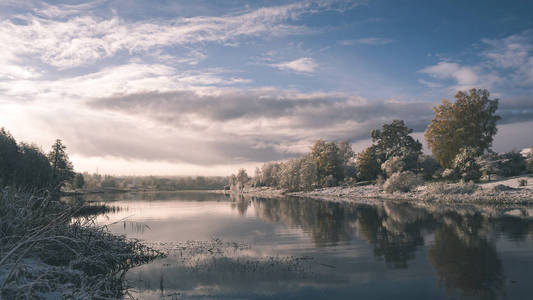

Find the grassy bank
[[0, 188, 163, 299]]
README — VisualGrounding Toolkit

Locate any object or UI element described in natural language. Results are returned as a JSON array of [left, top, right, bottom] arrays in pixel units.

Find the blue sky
[[1, 0, 532, 175]]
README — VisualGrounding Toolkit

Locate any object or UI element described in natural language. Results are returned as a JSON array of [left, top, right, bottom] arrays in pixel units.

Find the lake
[[78, 192, 533, 299]]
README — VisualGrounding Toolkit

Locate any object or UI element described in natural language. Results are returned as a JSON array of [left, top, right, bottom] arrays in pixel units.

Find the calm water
[[79, 192, 533, 299]]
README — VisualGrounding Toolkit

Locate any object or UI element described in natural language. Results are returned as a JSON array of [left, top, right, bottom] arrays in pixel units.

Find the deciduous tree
[[425, 89, 500, 167]]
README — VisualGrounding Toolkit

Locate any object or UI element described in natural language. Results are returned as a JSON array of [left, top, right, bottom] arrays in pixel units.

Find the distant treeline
[[231, 89, 533, 193], [77, 173, 228, 191], [0, 128, 74, 192]]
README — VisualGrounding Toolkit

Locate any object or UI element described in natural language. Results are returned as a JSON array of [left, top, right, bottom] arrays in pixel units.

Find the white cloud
[[0, 0, 356, 69], [338, 37, 393, 46], [482, 30, 533, 86], [419, 61, 498, 91], [273, 57, 318, 73], [419, 30, 533, 91]]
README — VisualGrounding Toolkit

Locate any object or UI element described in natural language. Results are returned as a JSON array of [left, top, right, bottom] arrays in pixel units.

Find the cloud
[[482, 30, 533, 86], [338, 37, 393, 46], [419, 61, 498, 91], [85, 89, 435, 160], [419, 30, 533, 91], [272, 57, 318, 73], [417, 79, 442, 88], [0, 0, 359, 69]]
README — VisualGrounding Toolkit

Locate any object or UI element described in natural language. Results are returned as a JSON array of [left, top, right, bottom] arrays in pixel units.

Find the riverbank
[[0, 189, 163, 298], [228, 175, 533, 205]]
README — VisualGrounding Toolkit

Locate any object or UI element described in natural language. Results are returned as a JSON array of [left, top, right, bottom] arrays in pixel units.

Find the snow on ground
[[478, 175, 532, 190], [234, 174, 533, 205]]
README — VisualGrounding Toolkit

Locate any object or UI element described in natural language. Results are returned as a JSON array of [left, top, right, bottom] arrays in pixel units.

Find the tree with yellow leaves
[[425, 89, 500, 168]]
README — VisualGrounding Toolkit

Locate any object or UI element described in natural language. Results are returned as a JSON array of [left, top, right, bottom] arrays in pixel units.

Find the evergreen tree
[[48, 139, 74, 190]]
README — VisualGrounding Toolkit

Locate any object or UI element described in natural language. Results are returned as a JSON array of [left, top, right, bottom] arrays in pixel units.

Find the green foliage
[[14, 143, 53, 190], [309, 140, 346, 186], [0, 129, 54, 190], [425, 89, 500, 167], [452, 147, 482, 182], [48, 139, 74, 190], [371, 120, 422, 171], [356, 146, 380, 181], [418, 155, 441, 180], [0, 128, 19, 187], [73, 173, 85, 189]]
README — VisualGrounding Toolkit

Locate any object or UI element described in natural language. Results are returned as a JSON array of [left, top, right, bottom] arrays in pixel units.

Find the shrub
[[519, 179, 528, 187], [453, 147, 481, 182], [440, 168, 457, 180], [426, 181, 479, 195], [0, 189, 162, 298], [499, 151, 526, 177], [383, 171, 422, 193], [381, 156, 406, 177]]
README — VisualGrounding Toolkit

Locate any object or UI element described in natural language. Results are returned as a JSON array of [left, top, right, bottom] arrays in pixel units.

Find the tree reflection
[[356, 202, 430, 268], [227, 195, 533, 298], [252, 197, 358, 246], [428, 222, 505, 299]]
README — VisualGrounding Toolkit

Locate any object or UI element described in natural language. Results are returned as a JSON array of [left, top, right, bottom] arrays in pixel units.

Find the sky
[[1, 0, 533, 176]]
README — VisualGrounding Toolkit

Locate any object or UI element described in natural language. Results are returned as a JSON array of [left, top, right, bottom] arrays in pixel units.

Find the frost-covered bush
[[453, 147, 481, 181], [477, 152, 501, 181], [0, 189, 162, 299], [383, 171, 422, 193], [440, 168, 457, 180], [499, 151, 526, 177], [426, 181, 479, 195], [381, 156, 406, 177]]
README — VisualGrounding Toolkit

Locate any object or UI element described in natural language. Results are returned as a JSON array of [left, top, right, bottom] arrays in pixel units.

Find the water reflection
[[79, 192, 533, 299]]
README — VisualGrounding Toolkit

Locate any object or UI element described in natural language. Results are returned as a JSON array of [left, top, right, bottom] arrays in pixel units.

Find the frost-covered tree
[[381, 156, 406, 177], [453, 147, 482, 182], [299, 156, 318, 191]]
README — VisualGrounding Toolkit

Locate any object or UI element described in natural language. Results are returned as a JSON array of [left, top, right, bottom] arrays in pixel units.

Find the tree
[[0, 128, 20, 186], [73, 173, 85, 189], [309, 140, 344, 186], [48, 139, 74, 190], [230, 169, 250, 192], [14, 143, 53, 190], [299, 155, 318, 191], [425, 89, 500, 168], [356, 146, 380, 181], [371, 120, 422, 172], [453, 147, 482, 182]]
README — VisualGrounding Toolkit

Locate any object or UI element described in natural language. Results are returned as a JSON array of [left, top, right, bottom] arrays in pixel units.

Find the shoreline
[[225, 175, 533, 205]]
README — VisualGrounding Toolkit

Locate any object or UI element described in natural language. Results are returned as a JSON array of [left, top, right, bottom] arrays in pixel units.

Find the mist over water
[[84, 192, 533, 299]]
